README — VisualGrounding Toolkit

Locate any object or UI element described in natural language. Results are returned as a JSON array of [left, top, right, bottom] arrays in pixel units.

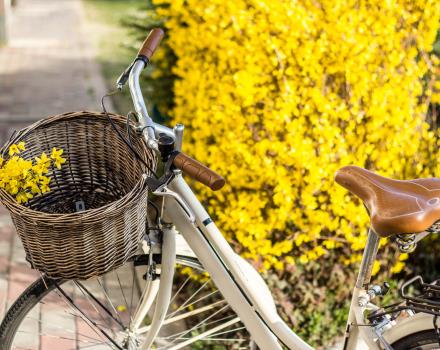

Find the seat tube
[[356, 228, 380, 288], [343, 229, 382, 350]]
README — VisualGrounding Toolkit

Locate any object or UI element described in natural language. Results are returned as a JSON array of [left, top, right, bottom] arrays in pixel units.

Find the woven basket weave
[[0, 111, 156, 280]]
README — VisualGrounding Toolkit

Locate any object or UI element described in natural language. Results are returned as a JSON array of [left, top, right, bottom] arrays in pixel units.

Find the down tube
[[168, 174, 314, 350], [162, 196, 281, 349]]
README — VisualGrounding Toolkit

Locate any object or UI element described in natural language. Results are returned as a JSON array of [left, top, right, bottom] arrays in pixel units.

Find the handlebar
[[173, 153, 225, 191], [137, 28, 164, 60], [128, 28, 226, 191]]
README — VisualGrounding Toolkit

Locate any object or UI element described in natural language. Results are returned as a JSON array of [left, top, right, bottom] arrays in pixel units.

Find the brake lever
[[116, 61, 135, 90]]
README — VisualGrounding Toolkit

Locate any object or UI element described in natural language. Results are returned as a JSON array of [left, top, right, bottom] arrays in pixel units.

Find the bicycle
[[1, 28, 440, 350]]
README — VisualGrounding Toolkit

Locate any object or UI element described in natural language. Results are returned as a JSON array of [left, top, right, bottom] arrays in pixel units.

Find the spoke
[[137, 300, 226, 334], [161, 336, 247, 342], [129, 263, 136, 329], [195, 337, 247, 342], [167, 289, 220, 321], [163, 317, 242, 350], [178, 289, 219, 313], [166, 304, 229, 345], [54, 282, 123, 350], [115, 270, 130, 318], [59, 342, 116, 350], [53, 289, 113, 348], [202, 313, 240, 328], [77, 342, 114, 350], [163, 312, 238, 341], [16, 330, 85, 343], [75, 281, 125, 329], [167, 290, 220, 322], [166, 280, 210, 318], [169, 275, 191, 306], [17, 315, 117, 350], [74, 281, 120, 331], [207, 325, 247, 338], [17, 317, 105, 344], [97, 277, 124, 326]]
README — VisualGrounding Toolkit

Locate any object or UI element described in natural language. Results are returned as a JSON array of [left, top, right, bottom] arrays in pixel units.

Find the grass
[[82, 0, 146, 114]]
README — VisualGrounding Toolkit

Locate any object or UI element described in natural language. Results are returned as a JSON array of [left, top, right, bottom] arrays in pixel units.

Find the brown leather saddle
[[335, 166, 440, 237]]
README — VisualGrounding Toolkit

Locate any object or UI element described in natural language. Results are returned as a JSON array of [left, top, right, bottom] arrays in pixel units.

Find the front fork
[[128, 225, 177, 350]]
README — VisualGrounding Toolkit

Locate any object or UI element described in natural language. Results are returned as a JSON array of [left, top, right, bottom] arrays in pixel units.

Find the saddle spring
[[395, 234, 417, 253], [396, 220, 440, 253]]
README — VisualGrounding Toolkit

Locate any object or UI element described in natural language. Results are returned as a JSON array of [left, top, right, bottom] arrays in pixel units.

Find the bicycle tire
[[392, 329, 440, 349], [0, 277, 55, 349], [0, 256, 250, 350]]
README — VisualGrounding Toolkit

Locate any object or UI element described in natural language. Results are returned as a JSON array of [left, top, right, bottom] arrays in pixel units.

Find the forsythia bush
[[153, 0, 439, 269], [0, 142, 66, 204], [145, 0, 439, 345]]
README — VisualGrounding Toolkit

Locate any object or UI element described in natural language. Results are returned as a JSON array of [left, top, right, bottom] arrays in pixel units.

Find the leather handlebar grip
[[137, 28, 164, 60], [173, 153, 226, 191]]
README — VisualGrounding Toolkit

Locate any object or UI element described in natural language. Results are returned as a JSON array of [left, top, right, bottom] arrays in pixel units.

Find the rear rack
[[367, 276, 440, 325], [400, 276, 440, 316]]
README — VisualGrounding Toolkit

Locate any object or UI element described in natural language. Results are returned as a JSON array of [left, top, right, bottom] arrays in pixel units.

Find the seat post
[[355, 228, 380, 288]]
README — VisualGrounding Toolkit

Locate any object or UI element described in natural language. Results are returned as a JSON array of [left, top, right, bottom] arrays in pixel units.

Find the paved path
[[0, 0, 108, 144], [0, 0, 112, 347]]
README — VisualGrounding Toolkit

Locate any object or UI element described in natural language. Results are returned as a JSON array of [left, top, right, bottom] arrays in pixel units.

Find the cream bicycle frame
[[125, 59, 431, 350]]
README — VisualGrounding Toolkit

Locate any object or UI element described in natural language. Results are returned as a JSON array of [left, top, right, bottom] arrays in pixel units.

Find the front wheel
[[392, 329, 440, 349], [0, 256, 251, 350]]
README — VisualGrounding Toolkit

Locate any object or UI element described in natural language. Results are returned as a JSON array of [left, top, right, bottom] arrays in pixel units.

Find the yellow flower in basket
[[0, 143, 66, 204], [8, 141, 25, 156], [50, 147, 66, 169]]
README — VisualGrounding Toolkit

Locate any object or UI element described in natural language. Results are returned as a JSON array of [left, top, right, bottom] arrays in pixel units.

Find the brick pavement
[[0, 0, 116, 347]]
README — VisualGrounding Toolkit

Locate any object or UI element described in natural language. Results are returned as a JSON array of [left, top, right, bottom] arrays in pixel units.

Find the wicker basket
[[0, 111, 156, 280]]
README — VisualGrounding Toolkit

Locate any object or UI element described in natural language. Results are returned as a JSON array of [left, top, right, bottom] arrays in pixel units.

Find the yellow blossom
[[16, 191, 33, 204], [8, 142, 25, 156], [0, 143, 65, 203], [299, 254, 308, 265], [39, 176, 51, 193], [391, 262, 405, 274], [50, 148, 66, 169], [153, 0, 440, 271], [116, 305, 127, 312], [35, 152, 50, 167], [372, 261, 381, 276]]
